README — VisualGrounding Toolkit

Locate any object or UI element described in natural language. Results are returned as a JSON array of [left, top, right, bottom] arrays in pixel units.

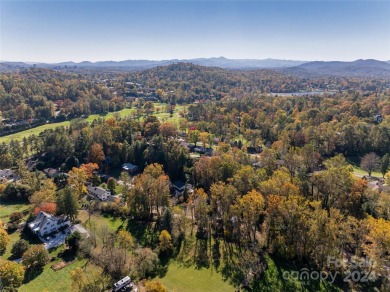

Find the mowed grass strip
[[0, 121, 70, 143], [0, 202, 30, 222], [156, 261, 234, 292]]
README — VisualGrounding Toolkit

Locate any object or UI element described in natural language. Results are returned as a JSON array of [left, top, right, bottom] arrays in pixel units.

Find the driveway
[[39, 229, 71, 249]]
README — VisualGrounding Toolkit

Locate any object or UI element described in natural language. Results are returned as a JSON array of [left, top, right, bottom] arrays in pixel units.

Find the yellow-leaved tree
[[0, 260, 25, 289], [0, 225, 10, 254]]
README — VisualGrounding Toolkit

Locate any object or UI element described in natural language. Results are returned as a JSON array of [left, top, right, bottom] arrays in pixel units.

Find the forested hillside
[[0, 64, 389, 291], [0, 69, 124, 121]]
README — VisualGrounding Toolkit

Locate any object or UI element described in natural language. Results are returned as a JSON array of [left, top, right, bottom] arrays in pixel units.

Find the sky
[[1, 0, 389, 62]]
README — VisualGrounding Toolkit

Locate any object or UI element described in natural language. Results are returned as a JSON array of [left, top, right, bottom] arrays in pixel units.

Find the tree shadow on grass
[[23, 267, 44, 284], [212, 239, 221, 270], [220, 259, 243, 287], [157, 263, 169, 278], [194, 238, 210, 269], [57, 249, 77, 262], [126, 219, 154, 246], [254, 256, 343, 292]]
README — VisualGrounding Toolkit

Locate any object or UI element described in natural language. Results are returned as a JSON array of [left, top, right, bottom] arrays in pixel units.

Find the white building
[[113, 276, 132, 292], [28, 211, 70, 237], [87, 185, 111, 201], [70, 224, 90, 238]]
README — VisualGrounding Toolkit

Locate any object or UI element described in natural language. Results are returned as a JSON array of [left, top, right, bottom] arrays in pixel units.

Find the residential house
[[26, 159, 38, 171], [28, 211, 70, 237], [0, 169, 16, 181], [373, 114, 383, 123], [43, 168, 59, 178], [194, 146, 213, 156], [122, 163, 139, 175], [87, 185, 111, 201], [172, 181, 193, 197]]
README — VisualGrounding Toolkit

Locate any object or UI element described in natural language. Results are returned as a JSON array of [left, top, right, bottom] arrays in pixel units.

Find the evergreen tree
[[380, 153, 390, 178], [56, 187, 78, 222]]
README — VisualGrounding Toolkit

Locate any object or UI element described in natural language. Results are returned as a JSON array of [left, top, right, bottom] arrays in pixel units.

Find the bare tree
[[361, 152, 381, 177]]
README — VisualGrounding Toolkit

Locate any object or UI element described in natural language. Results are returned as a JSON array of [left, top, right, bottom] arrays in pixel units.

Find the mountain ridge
[[1, 58, 389, 77], [0, 57, 307, 69]]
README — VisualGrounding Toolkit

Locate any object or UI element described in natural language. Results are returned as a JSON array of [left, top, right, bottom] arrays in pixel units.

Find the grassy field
[[347, 156, 383, 178], [84, 107, 136, 122], [18, 258, 90, 292], [0, 121, 71, 144], [155, 261, 235, 292], [0, 202, 30, 223], [77, 209, 126, 232], [352, 167, 382, 178], [0, 103, 187, 144]]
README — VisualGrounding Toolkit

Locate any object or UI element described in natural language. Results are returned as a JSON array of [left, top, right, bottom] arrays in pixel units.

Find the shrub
[[11, 239, 30, 258]]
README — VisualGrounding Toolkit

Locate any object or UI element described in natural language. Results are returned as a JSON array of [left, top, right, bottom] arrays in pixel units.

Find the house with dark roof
[[122, 163, 139, 175], [172, 181, 193, 197], [28, 211, 70, 237]]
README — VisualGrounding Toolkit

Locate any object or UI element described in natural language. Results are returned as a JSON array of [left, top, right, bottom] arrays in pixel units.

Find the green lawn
[[1, 229, 23, 260], [347, 156, 383, 178], [84, 107, 136, 122], [352, 167, 382, 178], [0, 202, 30, 222], [0, 121, 70, 143], [19, 258, 89, 292], [155, 261, 235, 292]]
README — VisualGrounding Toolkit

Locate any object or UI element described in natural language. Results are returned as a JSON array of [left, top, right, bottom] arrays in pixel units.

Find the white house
[[87, 185, 111, 201], [28, 211, 70, 237]]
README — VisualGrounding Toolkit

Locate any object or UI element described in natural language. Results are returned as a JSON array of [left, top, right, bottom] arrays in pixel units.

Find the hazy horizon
[[1, 57, 389, 64], [1, 1, 389, 63]]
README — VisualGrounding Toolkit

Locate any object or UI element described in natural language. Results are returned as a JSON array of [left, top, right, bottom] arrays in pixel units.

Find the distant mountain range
[[0, 57, 306, 69], [1, 57, 390, 77], [285, 59, 390, 77]]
